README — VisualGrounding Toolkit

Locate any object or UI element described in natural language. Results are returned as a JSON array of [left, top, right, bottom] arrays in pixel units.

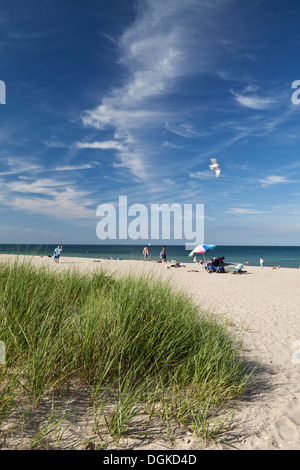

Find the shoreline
[[1, 251, 299, 270], [1, 245, 300, 269], [1, 254, 300, 450]]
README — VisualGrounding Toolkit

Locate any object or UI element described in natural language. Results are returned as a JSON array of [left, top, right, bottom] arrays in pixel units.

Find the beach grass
[[0, 257, 252, 448]]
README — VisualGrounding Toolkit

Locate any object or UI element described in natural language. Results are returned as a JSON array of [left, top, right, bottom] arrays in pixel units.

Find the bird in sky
[[209, 158, 221, 177]]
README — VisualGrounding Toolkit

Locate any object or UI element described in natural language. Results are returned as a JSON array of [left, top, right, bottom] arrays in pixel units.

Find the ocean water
[[1, 244, 300, 269]]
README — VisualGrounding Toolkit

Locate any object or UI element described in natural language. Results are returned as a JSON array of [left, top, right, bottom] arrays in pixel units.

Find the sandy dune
[[1, 254, 300, 450]]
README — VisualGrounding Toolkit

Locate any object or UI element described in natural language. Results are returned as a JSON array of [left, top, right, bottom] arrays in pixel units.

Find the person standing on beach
[[260, 256, 263, 268], [54, 245, 63, 263], [160, 245, 167, 263], [143, 245, 149, 261]]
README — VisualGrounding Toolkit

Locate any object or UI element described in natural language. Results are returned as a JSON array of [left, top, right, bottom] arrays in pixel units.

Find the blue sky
[[0, 0, 300, 245]]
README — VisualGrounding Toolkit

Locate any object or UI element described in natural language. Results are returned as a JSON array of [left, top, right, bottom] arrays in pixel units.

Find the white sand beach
[[1, 254, 300, 450]]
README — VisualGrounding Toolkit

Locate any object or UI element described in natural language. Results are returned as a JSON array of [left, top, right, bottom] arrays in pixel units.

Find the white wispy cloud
[[53, 163, 99, 171], [0, 155, 41, 176], [258, 175, 296, 187], [11, 196, 95, 220], [231, 88, 276, 110], [80, 0, 239, 180], [76, 140, 124, 150], [189, 170, 214, 179], [226, 207, 268, 215], [0, 155, 100, 177], [165, 121, 208, 138], [0, 177, 96, 220], [42, 139, 67, 148], [76, 0, 295, 190]]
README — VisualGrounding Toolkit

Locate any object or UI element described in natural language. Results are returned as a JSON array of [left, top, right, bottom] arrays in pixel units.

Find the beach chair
[[214, 258, 225, 273], [230, 263, 245, 274], [205, 261, 225, 273], [205, 258, 225, 273], [205, 261, 216, 273], [216, 263, 225, 273]]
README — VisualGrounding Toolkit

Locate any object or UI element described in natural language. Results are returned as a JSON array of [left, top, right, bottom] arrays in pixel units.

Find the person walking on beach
[[143, 245, 149, 261], [53, 245, 63, 263], [260, 256, 264, 268], [57, 245, 62, 262], [160, 245, 167, 263]]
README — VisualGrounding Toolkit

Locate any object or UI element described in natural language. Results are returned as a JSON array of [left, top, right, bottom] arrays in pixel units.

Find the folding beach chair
[[214, 258, 225, 273], [230, 263, 245, 274], [205, 261, 216, 273], [205, 260, 225, 273]]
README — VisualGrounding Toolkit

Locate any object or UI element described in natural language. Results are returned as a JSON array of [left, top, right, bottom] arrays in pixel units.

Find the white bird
[[209, 158, 221, 178]]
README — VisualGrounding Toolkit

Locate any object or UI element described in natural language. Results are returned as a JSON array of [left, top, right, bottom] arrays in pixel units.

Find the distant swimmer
[[209, 158, 221, 177]]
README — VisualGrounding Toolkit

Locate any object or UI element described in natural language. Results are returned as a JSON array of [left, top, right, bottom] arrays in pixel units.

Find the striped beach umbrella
[[188, 244, 216, 264]]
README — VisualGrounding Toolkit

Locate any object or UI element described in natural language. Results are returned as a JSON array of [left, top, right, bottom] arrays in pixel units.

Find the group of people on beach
[[260, 256, 280, 269], [142, 245, 167, 262], [49, 246, 298, 270]]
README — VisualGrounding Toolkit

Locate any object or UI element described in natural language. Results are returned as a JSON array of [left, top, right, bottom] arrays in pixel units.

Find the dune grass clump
[[0, 257, 252, 446]]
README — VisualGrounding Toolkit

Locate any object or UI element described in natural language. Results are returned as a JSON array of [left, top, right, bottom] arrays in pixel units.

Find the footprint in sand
[[284, 402, 300, 426], [275, 416, 298, 442], [274, 400, 300, 445]]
